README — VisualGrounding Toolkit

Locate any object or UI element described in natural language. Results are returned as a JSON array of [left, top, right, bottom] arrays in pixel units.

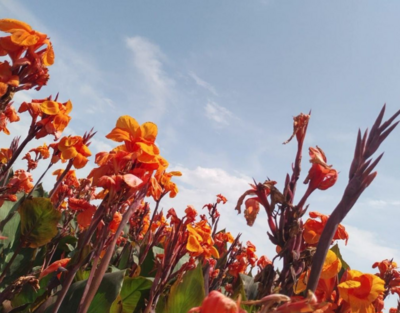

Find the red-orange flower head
[[0, 19, 54, 66], [283, 112, 311, 144], [58, 136, 91, 169], [304, 146, 338, 191], [106, 115, 167, 171], [303, 211, 348, 245], [188, 290, 246, 313], [186, 220, 219, 260], [338, 270, 385, 313], [19, 98, 72, 140], [0, 61, 19, 98]]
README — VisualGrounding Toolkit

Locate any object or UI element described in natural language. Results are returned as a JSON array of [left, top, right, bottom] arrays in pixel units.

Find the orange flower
[[19, 98, 72, 140], [244, 197, 260, 226], [338, 270, 385, 313], [36, 100, 72, 140], [106, 115, 162, 167], [188, 290, 246, 313], [304, 146, 338, 191], [0, 148, 12, 164], [303, 211, 348, 245], [283, 112, 311, 144], [39, 258, 70, 279], [58, 136, 91, 169], [0, 61, 19, 97], [216, 194, 227, 204], [0, 19, 54, 66], [109, 212, 122, 234], [186, 220, 219, 259], [29, 143, 50, 159], [0, 103, 20, 135], [8, 169, 33, 193]]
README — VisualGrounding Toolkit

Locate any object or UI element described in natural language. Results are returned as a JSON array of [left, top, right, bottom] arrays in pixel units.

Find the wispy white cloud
[[189, 71, 218, 96], [361, 199, 400, 209], [342, 224, 400, 266], [204, 100, 234, 126], [126, 36, 175, 120]]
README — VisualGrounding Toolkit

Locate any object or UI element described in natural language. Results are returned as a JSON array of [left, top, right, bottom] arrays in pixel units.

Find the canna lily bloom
[[39, 258, 70, 279], [29, 143, 50, 159], [338, 270, 385, 313], [186, 220, 219, 259], [106, 115, 162, 167], [7, 169, 34, 193], [58, 136, 91, 169], [0, 61, 19, 97], [244, 197, 260, 226], [304, 146, 338, 191], [283, 112, 311, 144], [188, 290, 246, 313], [0, 147, 12, 164], [36, 100, 72, 140], [303, 211, 348, 245], [216, 194, 227, 204], [109, 212, 122, 234], [0, 103, 20, 135], [0, 19, 54, 66]]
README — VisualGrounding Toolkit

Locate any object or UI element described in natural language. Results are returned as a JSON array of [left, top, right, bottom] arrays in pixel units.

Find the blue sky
[[2, 0, 400, 308]]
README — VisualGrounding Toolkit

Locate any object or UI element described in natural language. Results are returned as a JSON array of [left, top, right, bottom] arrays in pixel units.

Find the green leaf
[[18, 197, 61, 248], [0, 194, 35, 287], [110, 276, 152, 313], [42, 270, 125, 313], [159, 264, 205, 313], [331, 244, 349, 279], [140, 246, 163, 277], [239, 273, 259, 300]]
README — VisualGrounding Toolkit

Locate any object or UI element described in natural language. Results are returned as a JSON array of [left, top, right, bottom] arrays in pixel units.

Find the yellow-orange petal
[[320, 250, 342, 279], [10, 30, 39, 46], [61, 147, 78, 160], [294, 271, 308, 294], [106, 128, 131, 142], [64, 100, 73, 114], [116, 115, 140, 136], [73, 154, 88, 169], [139, 122, 158, 143], [0, 19, 32, 32], [79, 144, 92, 157], [187, 234, 203, 255], [42, 41, 55, 66], [0, 82, 7, 97], [210, 245, 220, 259], [40, 101, 59, 115], [53, 113, 71, 132]]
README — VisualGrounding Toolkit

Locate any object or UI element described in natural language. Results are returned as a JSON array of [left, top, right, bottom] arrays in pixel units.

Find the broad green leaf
[[42, 270, 125, 313], [0, 194, 34, 287], [232, 274, 255, 312], [239, 273, 259, 300], [110, 276, 152, 313], [160, 264, 205, 313], [19, 197, 61, 248]]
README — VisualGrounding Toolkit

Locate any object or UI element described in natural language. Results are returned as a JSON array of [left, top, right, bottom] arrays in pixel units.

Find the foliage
[[0, 17, 399, 313]]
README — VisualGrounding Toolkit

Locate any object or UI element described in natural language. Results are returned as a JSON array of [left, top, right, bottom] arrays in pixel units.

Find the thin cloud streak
[[204, 100, 234, 126], [189, 71, 218, 96], [126, 36, 175, 120]]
